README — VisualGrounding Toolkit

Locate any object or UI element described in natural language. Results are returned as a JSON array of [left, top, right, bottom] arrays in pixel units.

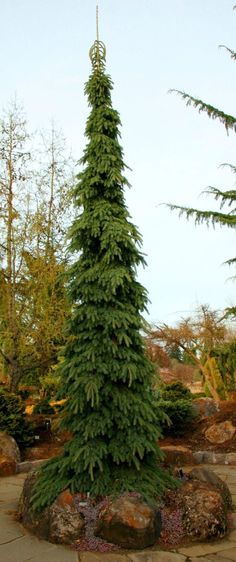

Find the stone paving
[[0, 465, 236, 562]]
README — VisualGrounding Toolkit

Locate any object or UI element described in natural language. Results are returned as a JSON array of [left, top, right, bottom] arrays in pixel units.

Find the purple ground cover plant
[[160, 507, 185, 546], [73, 477, 189, 552], [73, 494, 119, 552]]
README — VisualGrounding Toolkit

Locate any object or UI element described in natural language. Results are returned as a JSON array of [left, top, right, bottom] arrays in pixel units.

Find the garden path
[[0, 465, 236, 562]]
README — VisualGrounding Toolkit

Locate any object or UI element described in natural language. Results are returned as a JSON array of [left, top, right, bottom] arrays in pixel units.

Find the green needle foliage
[[167, 37, 236, 309], [31, 39, 174, 511]]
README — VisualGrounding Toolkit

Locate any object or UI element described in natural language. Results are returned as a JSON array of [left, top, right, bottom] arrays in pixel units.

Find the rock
[[192, 397, 219, 418], [177, 480, 227, 540], [225, 452, 236, 465], [205, 420, 236, 444], [160, 445, 195, 466], [23, 444, 62, 461], [201, 451, 227, 465], [0, 455, 17, 476], [18, 471, 51, 538], [95, 494, 161, 549], [48, 490, 85, 544], [192, 451, 204, 464], [0, 431, 20, 463], [189, 467, 232, 509], [18, 471, 85, 543], [17, 459, 47, 473]]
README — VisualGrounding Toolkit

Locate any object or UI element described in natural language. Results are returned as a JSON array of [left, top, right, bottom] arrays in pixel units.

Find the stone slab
[[228, 530, 236, 541], [0, 520, 24, 544], [0, 479, 24, 489], [0, 498, 20, 511], [0, 475, 25, 486], [80, 554, 129, 562], [207, 548, 236, 561], [0, 535, 56, 562], [0, 489, 21, 499], [190, 558, 234, 562], [189, 558, 229, 562], [227, 480, 236, 488], [178, 540, 236, 557], [30, 545, 79, 562], [128, 552, 186, 562], [0, 490, 21, 505]]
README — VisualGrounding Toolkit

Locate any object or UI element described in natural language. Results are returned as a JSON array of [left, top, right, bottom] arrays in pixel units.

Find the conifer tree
[[32, 34, 174, 511], [168, 88, 236, 242], [167, 37, 236, 307]]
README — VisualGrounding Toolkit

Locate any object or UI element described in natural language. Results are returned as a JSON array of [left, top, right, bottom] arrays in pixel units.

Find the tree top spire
[[89, 5, 106, 70], [96, 4, 99, 42]]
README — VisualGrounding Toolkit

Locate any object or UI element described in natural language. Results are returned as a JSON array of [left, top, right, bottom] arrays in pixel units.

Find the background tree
[[31, 35, 175, 511], [33, 124, 74, 261], [20, 125, 74, 386], [167, 24, 236, 313], [0, 103, 73, 391], [0, 101, 32, 390], [150, 305, 228, 401], [19, 252, 69, 385]]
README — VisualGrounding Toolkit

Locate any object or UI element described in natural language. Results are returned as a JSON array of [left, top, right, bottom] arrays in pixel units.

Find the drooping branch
[[202, 186, 236, 208], [169, 89, 236, 132], [166, 203, 236, 228], [219, 44, 236, 60]]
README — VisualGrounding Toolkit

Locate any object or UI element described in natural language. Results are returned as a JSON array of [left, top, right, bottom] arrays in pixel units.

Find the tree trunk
[[8, 361, 22, 392]]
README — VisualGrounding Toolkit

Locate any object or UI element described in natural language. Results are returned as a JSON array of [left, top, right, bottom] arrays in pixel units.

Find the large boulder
[[0, 431, 20, 463], [95, 494, 162, 549], [0, 455, 17, 476], [189, 467, 232, 509], [47, 490, 85, 544], [205, 420, 236, 444], [192, 397, 219, 418], [18, 471, 85, 544], [18, 471, 51, 538], [160, 445, 196, 466], [177, 480, 227, 540]]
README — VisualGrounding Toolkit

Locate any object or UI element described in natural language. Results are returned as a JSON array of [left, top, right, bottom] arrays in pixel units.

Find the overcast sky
[[1, 0, 236, 324]]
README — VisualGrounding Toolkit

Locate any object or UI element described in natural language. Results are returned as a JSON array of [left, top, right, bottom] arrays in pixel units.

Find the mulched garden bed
[[71, 477, 234, 553], [160, 400, 236, 454], [18, 400, 236, 553]]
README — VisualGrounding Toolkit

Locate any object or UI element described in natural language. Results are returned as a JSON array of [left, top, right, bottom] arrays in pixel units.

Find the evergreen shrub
[[33, 397, 55, 415], [160, 382, 192, 402], [157, 399, 194, 436], [0, 388, 34, 447], [156, 382, 195, 436]]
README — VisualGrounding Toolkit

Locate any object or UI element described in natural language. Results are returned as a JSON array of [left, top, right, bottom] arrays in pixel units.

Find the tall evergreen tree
[[32, 36, 174, 511]]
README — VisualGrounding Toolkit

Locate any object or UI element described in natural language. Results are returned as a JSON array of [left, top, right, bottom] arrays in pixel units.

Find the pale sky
[[1, 0, 236, 324]]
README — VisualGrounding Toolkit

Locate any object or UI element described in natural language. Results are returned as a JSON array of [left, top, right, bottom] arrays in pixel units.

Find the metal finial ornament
[[89, 5, 106, 69], [96, 5, 99, 42]]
